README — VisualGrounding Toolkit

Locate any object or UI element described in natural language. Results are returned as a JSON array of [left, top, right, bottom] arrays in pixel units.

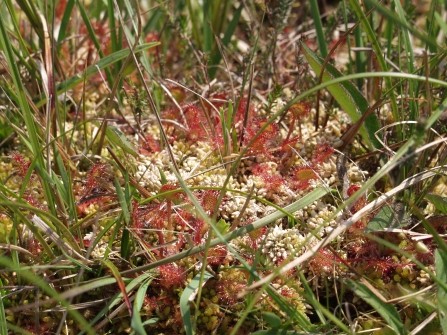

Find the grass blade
[[131, 277, 153, 335], [180, 271, 214, 335], [345, 279, 404, 334], [308, 0, 328, 58], [209, 2, 243, 79], [436, 249, 447, 334], [301, 42, 381, 149], [35, 42, 159, 107]]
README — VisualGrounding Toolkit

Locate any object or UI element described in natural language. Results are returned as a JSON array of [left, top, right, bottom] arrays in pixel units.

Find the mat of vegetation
[[1, 0, 447, 334]]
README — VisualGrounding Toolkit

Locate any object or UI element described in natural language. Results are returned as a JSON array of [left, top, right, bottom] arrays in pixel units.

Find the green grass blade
[[0, 6, 56, 212], [345, 279, 404, 334], [106, 125, 139, 156], [35, 43, 158, 107], [180, 271, 214, 335], [301, 42, 381, 149], [308, 0, 328, 58], [203, 0, 212, 55], [435, 249, 447, 334], [349, 0, 400, 133], [79, 272, 154, 334], [392, 0, 417, 121], [115, 177, 131, 260], [363, 0, 438, 50], [131, 277, 153, 335], [56, 0, 75, 47], [208, 2, 243, 79], [0, 256, 95, 334], [187, 0, 202, 50], [0, 283, 7, 335]]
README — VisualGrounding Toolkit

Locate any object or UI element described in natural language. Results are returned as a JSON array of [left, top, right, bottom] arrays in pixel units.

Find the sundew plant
[[1, 0, 447, 334]]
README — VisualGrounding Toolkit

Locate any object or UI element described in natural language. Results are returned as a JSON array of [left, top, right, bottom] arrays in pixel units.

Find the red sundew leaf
[[158, 264, 186, 289], [10, 151, 31, 177], [159, 183, 184, 203], [308, 247, 340, 275], [347, 185, 367, 214], [215, 278, 246, 305], [312, 143, 334, 164], [288, 101, 311, 118], [292, 165, 317, 190], [236, 97, 254, 125], [200, 190, 219, 214], [205, 246, 228, 266], [252, 163, 285, 191]]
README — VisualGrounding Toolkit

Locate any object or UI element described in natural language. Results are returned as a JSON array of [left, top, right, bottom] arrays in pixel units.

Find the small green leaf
[[180, 271, 214, 335], [158, 168, 168, 185], [216, 218, 230, 235], [262, 312, 282, 329], [365, 203, 411, 232], [425, 194, 447, 214], [106, 126, 138, 156], [345, 279, 404, 334], [436, 249, 447, 334], [300, 42, 380, 149]]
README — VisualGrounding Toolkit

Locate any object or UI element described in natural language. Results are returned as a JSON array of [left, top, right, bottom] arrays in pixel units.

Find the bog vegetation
[[1, 0, 447, 334]]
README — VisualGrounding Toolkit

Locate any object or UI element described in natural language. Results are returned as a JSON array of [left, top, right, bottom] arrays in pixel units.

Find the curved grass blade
[[79, 272, 155, 335], [130, 277, 153, 335], [35, 43, 159, 107], [0, 282, 7, 335], [301, 42, 380, 149], [180, 271, 214, 335], [345, 279, 404, 334], [103, 260, 133, 317]]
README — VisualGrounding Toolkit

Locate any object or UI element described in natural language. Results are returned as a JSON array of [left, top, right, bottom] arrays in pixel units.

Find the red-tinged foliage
[[139, 135, 161, 155], [347, 185, 368, 213], [291, 164, 317, 190], [10, 151, 31, 177], [362, 257, 401, 280], [288, 101, 311, 119], [215, 279, 246, 305], [191, 219, 208, 245], [159, 183, 185, 204], [200, 190, 220, 214], [55, 0, 67, 21], [184, 104, 209, 142], [347, 239, 382, 260], [244, 118, 280, 157], [308, 247, 339, 275], [145, 31, 161, 55], [206, 246, 228, 266], [23, 193, 43, 210], [252, 163, 285, 191], [132, 201, 167, 242], [277, 136, 299, 165], [236, 97, 255, 126], [247, 226, 267, 250], [76, 196, 112, 217], [27, 237, 43, 256], [83, 162, 112, 196], [158, 263, 186, 289], [79, 21, 111, 56], [312, 143, 334, 164]]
